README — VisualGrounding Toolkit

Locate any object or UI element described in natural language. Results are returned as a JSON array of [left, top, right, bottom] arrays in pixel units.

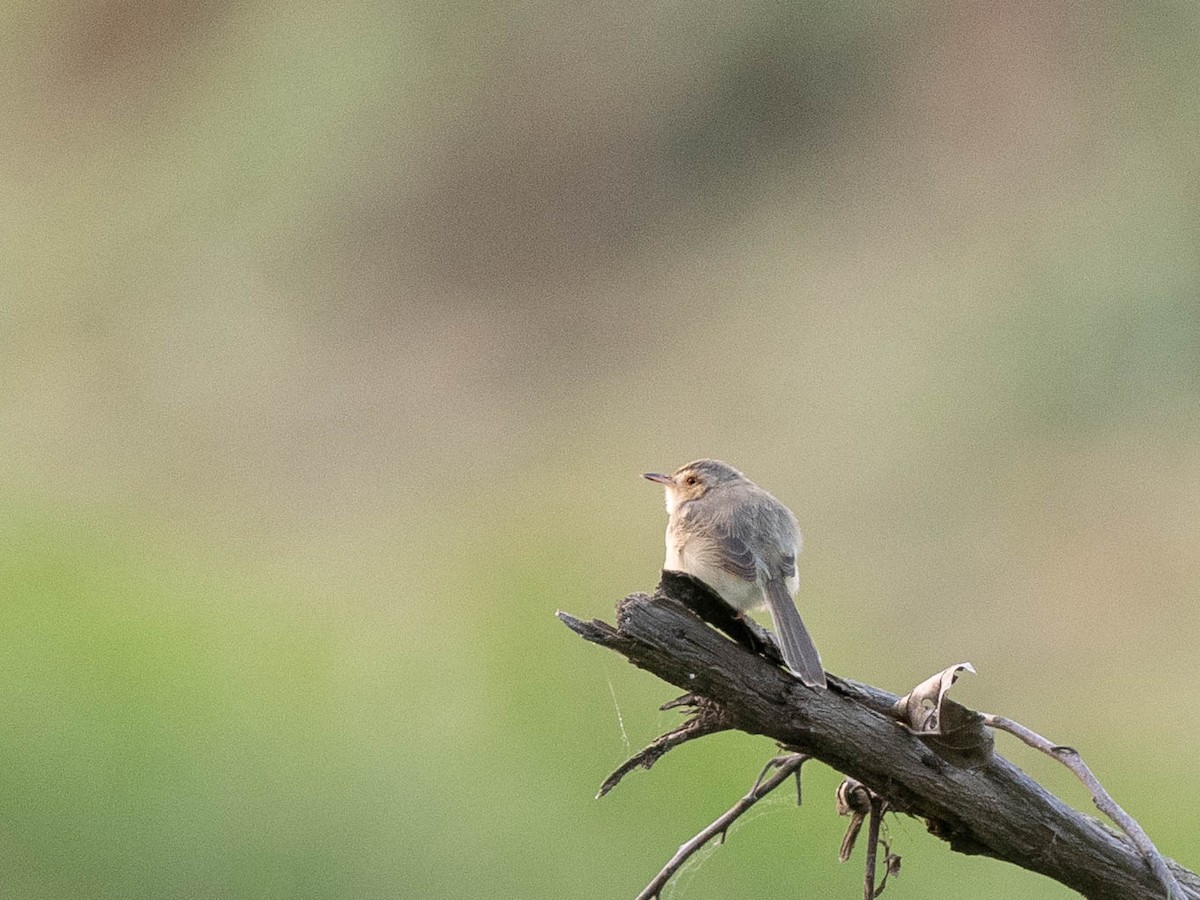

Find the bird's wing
[[709, 528, 759, 582], [710, 493, 796, 582]]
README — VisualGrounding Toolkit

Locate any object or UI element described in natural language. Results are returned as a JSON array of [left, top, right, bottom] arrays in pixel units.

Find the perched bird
[[643, 459, 826, 688]]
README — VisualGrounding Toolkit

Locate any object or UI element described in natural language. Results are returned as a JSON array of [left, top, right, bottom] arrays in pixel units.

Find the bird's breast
[[665, 526, 763, 611]]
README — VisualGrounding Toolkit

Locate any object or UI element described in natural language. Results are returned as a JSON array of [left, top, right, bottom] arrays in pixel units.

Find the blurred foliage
[[2, 1, 1199, 898]]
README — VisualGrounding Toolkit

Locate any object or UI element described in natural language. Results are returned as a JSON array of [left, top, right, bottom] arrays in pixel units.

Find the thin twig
[[983, 713, 1186, 900], [752, 753, 804, 794], [597, 698, 729, 798], [863, 795, 884, 900], [636, 754, 809, 900]]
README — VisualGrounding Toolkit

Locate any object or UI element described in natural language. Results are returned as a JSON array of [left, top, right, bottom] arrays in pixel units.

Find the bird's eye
[[685, 475, 698, 486]]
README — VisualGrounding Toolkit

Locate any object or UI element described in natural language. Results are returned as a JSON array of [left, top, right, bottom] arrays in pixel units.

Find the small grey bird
[[643, 459, 826, 689]]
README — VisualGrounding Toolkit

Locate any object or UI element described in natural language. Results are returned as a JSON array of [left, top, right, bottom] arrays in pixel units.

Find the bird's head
[[642, 459, 745, 513]]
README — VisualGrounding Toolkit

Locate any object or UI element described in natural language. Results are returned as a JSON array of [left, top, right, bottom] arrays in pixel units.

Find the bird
[[642, 459, 826, 688]]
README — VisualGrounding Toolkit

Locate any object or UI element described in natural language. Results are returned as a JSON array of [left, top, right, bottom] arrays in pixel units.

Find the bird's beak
[[642, 472, 673, 485]]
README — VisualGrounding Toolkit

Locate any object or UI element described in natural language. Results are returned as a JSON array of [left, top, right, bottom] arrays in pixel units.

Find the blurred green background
[[3, 2, 1198, 897]]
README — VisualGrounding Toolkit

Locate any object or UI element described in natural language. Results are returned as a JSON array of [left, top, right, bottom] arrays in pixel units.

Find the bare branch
[[983, 713, 1187, 900], [635, 754, 809, 900], [558, 574, 1200, 899], [597, 695, 730, 798]]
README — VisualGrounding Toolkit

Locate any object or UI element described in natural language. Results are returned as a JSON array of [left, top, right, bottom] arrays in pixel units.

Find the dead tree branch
[[598, 694, 730, 798], [982, 714, 1187, 900], [558, 573, 1199, 899]]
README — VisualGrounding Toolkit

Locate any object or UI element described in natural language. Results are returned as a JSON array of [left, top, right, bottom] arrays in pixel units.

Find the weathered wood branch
[[558, 573, 1199, 900]]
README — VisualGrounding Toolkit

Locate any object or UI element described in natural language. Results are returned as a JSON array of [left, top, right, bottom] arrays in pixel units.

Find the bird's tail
[[762, 579, 827, 689]]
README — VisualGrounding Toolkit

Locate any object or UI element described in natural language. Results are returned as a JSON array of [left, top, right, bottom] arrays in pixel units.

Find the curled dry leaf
[[836, 778, 872, 862], [892, 663, 994, 768], [893, 663, 975, 734], [836, 778, 873, 816]]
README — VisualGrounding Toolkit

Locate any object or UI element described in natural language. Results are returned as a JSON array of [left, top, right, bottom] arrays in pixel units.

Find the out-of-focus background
[[3, 2, 1198, 897]]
